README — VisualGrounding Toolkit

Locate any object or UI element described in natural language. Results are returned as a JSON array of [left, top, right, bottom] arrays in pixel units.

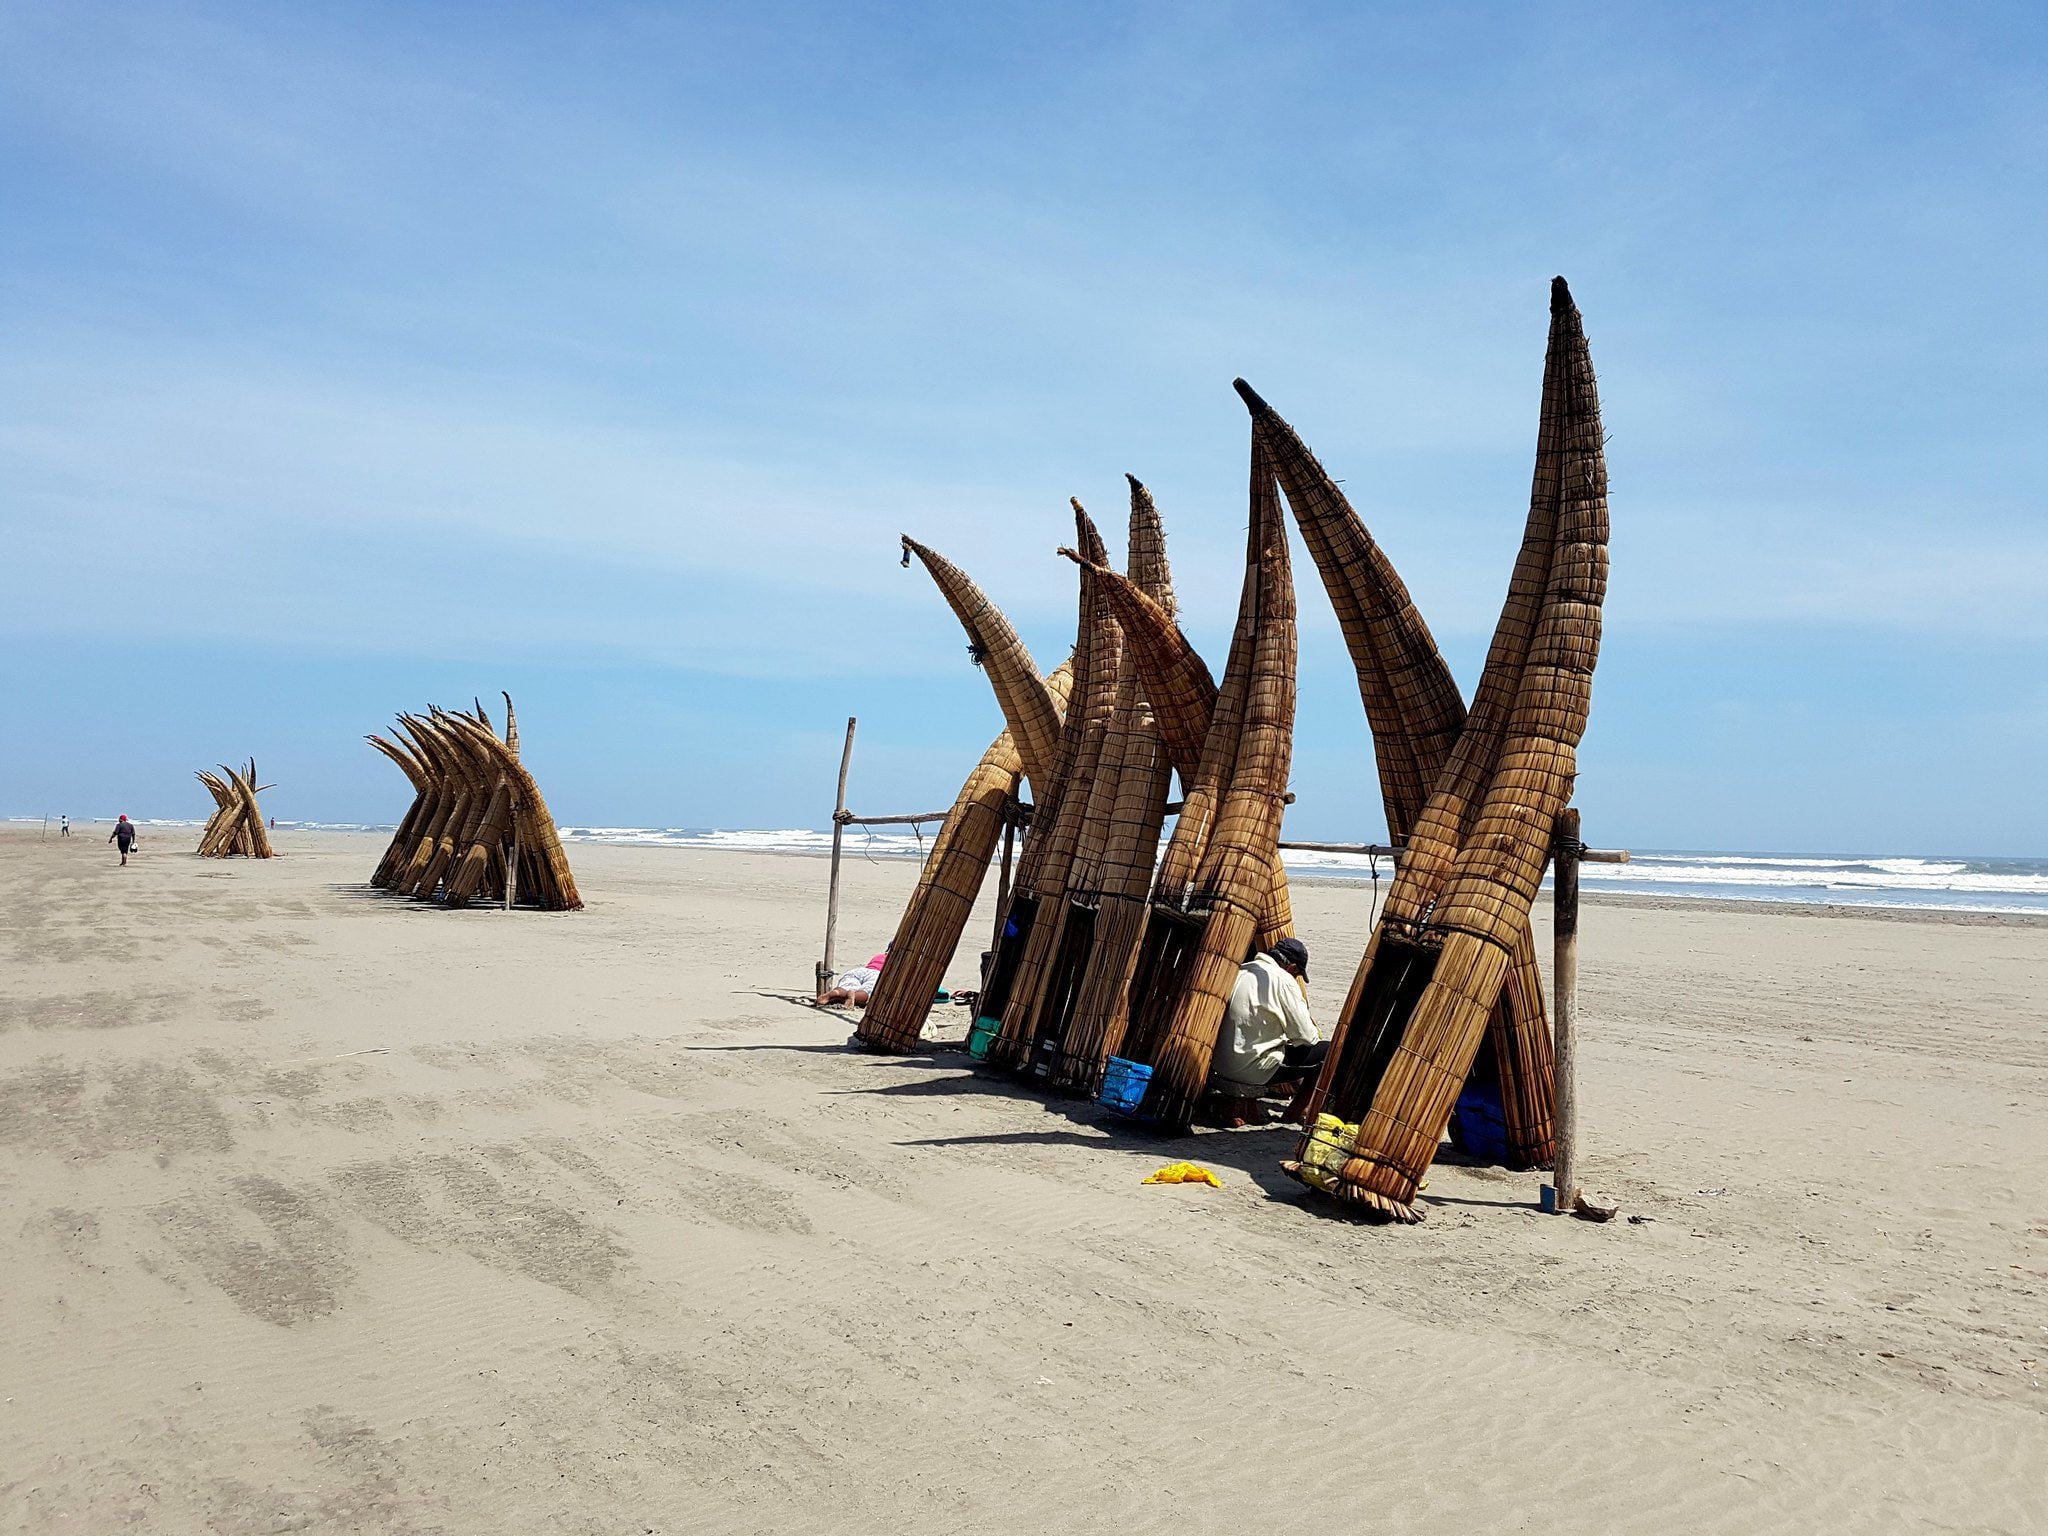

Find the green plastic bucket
[[966, 1015, 1002, 1059]]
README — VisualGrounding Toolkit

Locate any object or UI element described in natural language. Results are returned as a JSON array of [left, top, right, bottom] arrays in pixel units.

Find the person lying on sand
[[1202, 938, 1324, 1129], [818, 947, 889, 1008]]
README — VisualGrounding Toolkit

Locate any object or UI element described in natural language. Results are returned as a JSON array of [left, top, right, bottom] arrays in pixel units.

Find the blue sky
[[2, 1, 2043, 854]]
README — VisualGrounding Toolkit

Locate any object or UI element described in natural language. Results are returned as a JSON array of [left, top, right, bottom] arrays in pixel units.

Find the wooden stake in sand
[[819, 716, 858, 1001], [1548, 814, 1630, 1214], [1551, 807, 1583, 1211]]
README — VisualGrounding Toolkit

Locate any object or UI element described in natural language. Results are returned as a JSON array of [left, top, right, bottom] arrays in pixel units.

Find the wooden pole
[[1551, 806, 1582, 1213], [504, 801, 521, 911], [1275, 840, 1403, 858], [819, 716, 857, 1000]]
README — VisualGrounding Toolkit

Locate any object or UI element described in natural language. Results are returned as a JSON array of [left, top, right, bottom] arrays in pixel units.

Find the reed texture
[[900, 537, 1065, 792]]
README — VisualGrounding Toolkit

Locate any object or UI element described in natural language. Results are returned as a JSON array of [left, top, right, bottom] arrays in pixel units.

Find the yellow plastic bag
[[1142, 1161, 1222, 1188], [1297, 1113, 1358, 1194]]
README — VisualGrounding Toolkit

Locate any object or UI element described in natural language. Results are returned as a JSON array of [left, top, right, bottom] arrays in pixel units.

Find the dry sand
[[3, 823, 2044, 1533]]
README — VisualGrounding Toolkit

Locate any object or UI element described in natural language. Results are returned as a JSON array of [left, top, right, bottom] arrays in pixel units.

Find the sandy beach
[[2, 824, 2044, 1533]]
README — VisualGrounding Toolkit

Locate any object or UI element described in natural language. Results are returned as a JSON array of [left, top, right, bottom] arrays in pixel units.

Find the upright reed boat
[[1290, 277, 1608, 1219], [1097, 426, 1298, 1129], [1235, 380, 1556, 1169]]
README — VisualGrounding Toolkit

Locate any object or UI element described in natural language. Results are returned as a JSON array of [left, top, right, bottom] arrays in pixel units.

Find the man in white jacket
[[1207, 938, 1324, 1122]]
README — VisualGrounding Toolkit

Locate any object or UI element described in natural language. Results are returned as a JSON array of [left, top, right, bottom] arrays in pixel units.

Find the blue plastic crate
[[1097, 1055, 1154, 1115], [1448, 1081, 1510, 1164]]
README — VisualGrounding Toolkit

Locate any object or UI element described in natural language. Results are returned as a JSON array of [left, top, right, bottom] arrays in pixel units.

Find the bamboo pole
[[819, 716, 857, 1000]]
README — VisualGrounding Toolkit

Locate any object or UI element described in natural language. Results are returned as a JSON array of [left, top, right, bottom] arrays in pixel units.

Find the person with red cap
[[109, 815, 138, 866]]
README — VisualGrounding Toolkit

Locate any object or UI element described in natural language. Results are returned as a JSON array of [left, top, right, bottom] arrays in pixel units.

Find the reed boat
[[977, 505, 1123, 1074], [857, 539, 1078, 1052], [897, 537, 1066, 793], [1080, 556, 1296, 954], [1290, 277, 1607, 1219], [196, 761, 274, 858], [1098, 427, 1298, 1130], [366, 699, 580, 910], [368, 735, 430, 887], [987, 480, 1178, 1091], [1235, 384, 1556, 1169]]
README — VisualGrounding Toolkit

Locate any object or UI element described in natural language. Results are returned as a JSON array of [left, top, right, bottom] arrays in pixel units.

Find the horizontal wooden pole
[[1580, 849, 1630, 864], [1278, 841, 1404, 858]]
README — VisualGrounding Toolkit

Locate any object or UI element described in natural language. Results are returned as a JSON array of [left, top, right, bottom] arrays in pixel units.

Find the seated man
[[1205, 938, 1323, 1127]]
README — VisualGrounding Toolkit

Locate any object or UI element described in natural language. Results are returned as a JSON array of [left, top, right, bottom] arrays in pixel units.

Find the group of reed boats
[[366, 695, 582, 911], [195, 759, 274, 858], [855, 277, 1610, 1220]]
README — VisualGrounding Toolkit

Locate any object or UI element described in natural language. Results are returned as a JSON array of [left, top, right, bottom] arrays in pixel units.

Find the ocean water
[[15, 818, 2040, 916], [553, 827, 2048, 917]]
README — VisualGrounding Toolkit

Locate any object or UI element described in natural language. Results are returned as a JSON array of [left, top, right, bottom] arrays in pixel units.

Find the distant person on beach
[[109, 815, 138, 865], [818, 948, 889, 1008], [1205, 938, 1323, 1126], [59, 815, 69, 837]]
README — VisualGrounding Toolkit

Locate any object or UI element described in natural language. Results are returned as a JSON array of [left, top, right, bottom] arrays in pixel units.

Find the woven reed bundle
[[367, 735, 430, 887], [427, 713, 504, 905], [901, 537, 1064, 790], [195, 771, 247, 857], [400, 716, 472, 898], [1135, 431, 1298, 1127], [196, 760, 275, 858], [985, 503, 1127, 1074], [1234, 386, 1462, 838], [1088, 566, 1213, 771], [869, 528, 1098, 1054], [1017, 479, 1179, 1091], [854, 660, 1078, 1052], [1238, 390, 1555, 1168], [440, 719, 518, 908], [1316, 277, 1607, 1220], [389, 715, 456, 893], [1068, 553, 1294, 950], [1297, 283, 1574, 1153], [405, 713, 480, 898]]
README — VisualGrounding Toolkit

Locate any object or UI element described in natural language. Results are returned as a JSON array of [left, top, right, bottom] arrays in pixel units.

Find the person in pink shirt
[[817, 947, 889, 1008]]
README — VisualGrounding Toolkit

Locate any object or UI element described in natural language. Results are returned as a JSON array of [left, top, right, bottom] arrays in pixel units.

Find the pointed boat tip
[[1124, 472, 1147, 494], [1551, 275, 1574, 311], [1232, 377, 1271, 415]]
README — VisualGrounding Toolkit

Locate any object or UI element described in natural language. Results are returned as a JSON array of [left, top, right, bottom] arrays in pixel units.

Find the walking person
[[59, 815, 69, 838], [109, 815, 138, 866]]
